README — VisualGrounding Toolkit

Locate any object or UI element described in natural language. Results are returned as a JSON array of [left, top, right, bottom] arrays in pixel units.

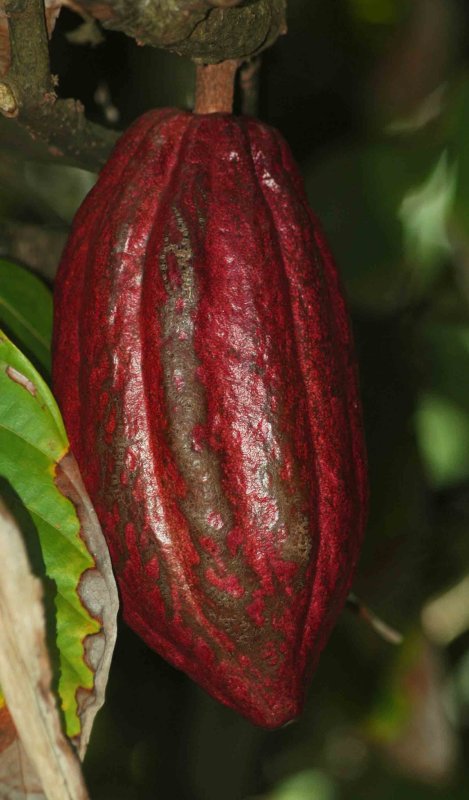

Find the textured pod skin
[[52, 110, 367, 728]]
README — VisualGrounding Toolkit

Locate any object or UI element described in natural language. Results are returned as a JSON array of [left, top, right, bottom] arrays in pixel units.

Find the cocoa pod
[[52, 109, 368, 728]]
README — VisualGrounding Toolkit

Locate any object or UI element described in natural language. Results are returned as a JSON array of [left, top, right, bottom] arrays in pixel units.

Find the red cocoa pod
[[52, 109, 368, 728]]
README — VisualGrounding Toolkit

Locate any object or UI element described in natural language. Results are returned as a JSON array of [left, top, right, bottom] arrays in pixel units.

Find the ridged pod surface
[[52, 109, 368, 728]]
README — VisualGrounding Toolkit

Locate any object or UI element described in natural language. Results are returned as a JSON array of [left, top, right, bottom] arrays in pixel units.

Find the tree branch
[[0, 0, 119, 172], [74, 0, 287, 62], [0, 0, 286, 171]]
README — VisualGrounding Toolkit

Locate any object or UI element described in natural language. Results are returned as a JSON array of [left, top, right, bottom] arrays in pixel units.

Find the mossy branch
[[0, 0, 119, 172], [74, 0, 286, 62]]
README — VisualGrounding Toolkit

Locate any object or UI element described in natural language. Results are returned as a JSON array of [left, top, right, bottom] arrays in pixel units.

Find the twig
[[0, 0, 118, 171], [346, 593, 404, 645], [240, 57, 261, 116]]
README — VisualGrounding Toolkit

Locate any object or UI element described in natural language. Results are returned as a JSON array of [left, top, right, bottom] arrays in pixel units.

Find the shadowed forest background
[[1, 0, 469, 798]]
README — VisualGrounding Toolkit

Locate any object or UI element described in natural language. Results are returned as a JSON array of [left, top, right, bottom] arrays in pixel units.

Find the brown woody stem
[[194, 61, 239, 115]]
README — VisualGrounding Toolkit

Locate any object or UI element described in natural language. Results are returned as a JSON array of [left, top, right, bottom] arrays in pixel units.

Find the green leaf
[[414, 322, 469, 488], [24, 163, 97, 224], [0, 330, 101, 739], [305, 141, 449, 313], [0, 259, 52, 377], [415, 393, 469, 488], [270, 769, 337, 800], [399, 151, 456, 272]]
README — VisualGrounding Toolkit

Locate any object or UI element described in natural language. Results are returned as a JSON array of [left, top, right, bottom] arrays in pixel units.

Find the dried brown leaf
[[0, 498, 90, 799], [0, 706, 46, 800], [55, 451, 119, 758]]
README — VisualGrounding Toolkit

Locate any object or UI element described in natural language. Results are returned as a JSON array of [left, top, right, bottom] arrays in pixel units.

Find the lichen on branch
[[74, 0, 286, 62], [0, 0, 118, 171]]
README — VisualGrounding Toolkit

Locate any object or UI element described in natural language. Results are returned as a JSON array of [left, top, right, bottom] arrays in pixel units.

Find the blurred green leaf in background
[[0, 259, 53, 377]]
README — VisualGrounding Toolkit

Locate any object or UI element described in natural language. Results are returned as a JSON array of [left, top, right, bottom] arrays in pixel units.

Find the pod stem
[[194, 60, 239, 115]]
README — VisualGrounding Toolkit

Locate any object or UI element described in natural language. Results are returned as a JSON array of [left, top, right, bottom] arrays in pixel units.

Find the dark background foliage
[[2, 0, 469, 797]]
